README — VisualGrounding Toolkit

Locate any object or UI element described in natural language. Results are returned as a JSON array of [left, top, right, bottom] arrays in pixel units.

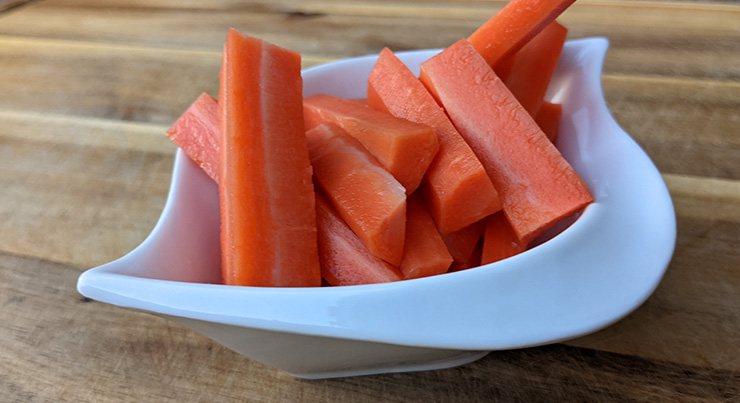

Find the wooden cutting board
[[1, 0, 738, 401]]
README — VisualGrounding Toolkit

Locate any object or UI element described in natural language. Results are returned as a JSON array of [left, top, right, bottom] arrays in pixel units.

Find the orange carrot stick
[[440, 219, 485, 265], [419, 39, 593, 244], [315, 194, 402, 286], [535, 101, 562, 143], [219, 28, 321, 287], [303, 94, 439, 194], [166, 92, 220, 183], [397, 193, 453, 279], [449, 241, 483, 272], [504, 21, 568, 115], [306, 123, 406, 267], [467, 0, 576, 67], [481, 212, 527, 265], [493, 53, 517, 82], [164, 99, 403, 285], [367, 48, 502, 234]]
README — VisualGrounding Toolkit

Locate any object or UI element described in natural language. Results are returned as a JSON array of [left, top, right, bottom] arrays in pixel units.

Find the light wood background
[[1, 0, 738, 401]]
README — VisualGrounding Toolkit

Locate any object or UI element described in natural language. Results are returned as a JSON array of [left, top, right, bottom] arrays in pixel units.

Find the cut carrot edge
[[467, 0, 576, 66], [166, 92, 220, 183]]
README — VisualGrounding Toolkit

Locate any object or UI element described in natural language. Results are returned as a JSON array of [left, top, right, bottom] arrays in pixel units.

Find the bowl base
[[291, 350, 489, 379], [168, 315, 488, 379]]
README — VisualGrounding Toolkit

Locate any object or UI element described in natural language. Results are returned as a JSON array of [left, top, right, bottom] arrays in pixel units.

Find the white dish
[[77, 38, 676, 379]]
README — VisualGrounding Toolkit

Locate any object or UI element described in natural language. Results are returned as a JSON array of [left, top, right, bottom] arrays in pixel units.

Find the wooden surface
[[1, 0, 739, 401]]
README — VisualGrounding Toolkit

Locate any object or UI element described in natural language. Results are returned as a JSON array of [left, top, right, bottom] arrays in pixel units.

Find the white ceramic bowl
[[77, 38, 676, 379]]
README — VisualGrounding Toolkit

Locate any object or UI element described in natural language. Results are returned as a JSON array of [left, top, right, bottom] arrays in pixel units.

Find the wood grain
[[0, 0, 738, 401], [1, 36, 736, 180], [0, 0, 35, 12], [1, 1, 737, 77], [2, 252, 738, 402], [604, 75, 740, 180]]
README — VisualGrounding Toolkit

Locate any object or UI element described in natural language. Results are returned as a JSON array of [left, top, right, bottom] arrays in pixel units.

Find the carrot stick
[[306, 123, 407, 267], [493, 53, 516, 82], [467, 0, 576, 67], [166, 93, 220, 183], [219, 28, 321, 287], [397, 193, 453, 279], [419, 39, 593, 244], [535, 101, 562, 143], [164, 99, 402, 285], [481, 212, 527, 265], [367, 48, 502, 234], [504, 21, 568, 115], [315, 194, 402, 286], [449, 240, 483, 272], [303, 94, 439, 194], [440, 219, 485, 265]]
